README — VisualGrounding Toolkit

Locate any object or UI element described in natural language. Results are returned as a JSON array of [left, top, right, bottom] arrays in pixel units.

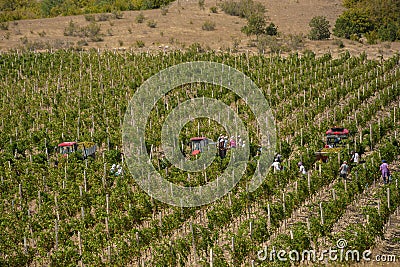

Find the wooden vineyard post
[[55, 195, 59, 221], [319, 202, 324, 225], [38, 191, 41, 212], [23, 236, 27, 254], [159, 212, 162, 238], [387, 188, 390, 209], [307, 173, 311, 195], [106, 194, 109, 215], [55, 219, 58, 250], [19, 183, 22, 207], [249, 221, 253, 239], [210, 248, 213, 267], [370, 124, 373, 149], [267, 203, 271, 229], [344, 179, 347, 193], [378, 200, 381, 215], [190, 222, 196, 260], [84, 170, 87, 192], [332, 189, 336, 201], [282, 193, 286, 214], [300, 128, 303, 147], [231, 236, 235, 255], [101, 214, 107, 234], [103, 163, 106, 188]]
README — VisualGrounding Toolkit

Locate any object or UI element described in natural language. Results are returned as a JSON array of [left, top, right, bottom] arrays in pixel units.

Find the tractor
[[315, 127, 349, 162]]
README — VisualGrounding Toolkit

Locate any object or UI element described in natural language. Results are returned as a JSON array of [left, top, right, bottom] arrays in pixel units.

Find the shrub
[[64, 20, 102, 41], [333, 39, 345, 48], [257, 35, 281, 53], [377, 22, 399, 42], [112, 10, 123, 19], [161, 5, 168, 15], [287, 33, 304, 50], [198, 0, 205, 10], [308, 16, 331, 40], [64, 20, 78, 36], [77, 39, 88, 46], [84, 22, 101, 38], [97, 13, 114, 21], [147, 19, 157, 28], [84, 14, 95, 22], [210, 6, 218, 13], [265, 22, 278, 36], [0, 21, 9, 30], [219, 0, 265, 19], [241, 14, 267, 38], [38, 30, 46, 37], [135, 12, 145, 23], [136, 40, 145, 48], [364, 31, 378, 44], [202, 20, 216, 31]]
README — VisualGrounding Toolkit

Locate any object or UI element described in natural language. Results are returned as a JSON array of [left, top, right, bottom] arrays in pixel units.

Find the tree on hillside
[[241, 14, 277, 39], [308, 16, 331, 40], [333, 9, 373, 39], [333, 0, 400, 41]]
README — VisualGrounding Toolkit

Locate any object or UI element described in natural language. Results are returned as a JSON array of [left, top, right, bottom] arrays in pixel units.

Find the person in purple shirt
[[379, 160, 391, 184]]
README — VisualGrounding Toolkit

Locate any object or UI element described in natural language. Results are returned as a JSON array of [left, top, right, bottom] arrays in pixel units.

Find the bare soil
[[0, 0, 399, 59]]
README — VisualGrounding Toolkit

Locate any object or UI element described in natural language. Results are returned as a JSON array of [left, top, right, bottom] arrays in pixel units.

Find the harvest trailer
[[189, 137, 214, 155], [57, 141, 97, 159]]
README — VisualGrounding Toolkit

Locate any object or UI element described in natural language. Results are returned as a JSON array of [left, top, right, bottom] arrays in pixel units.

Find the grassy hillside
[[0, 0, 175, 21]]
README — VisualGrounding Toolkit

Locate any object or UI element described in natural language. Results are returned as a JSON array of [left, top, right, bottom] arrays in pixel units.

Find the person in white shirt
[[339, 161, 349, 179], [271, 159, 281, 173], [350, 151, 360, 164], [298, 161, 307, 175]]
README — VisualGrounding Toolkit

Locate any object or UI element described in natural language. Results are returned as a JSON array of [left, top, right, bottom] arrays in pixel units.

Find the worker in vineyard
[[339, 161, 349, 179], [298, 161, 307, 175], [115, 164, 122, 176], [380, 160, 391, 184], [218, 137, 227, 159], [350, 151, 360, 165], [274, 153, 282, 163], [333, 137, 340, 147], [110, 164, 116, 174], [229, 136, 236, 148], [237, 135, 243, 147], [271, 159, 281, 173]]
